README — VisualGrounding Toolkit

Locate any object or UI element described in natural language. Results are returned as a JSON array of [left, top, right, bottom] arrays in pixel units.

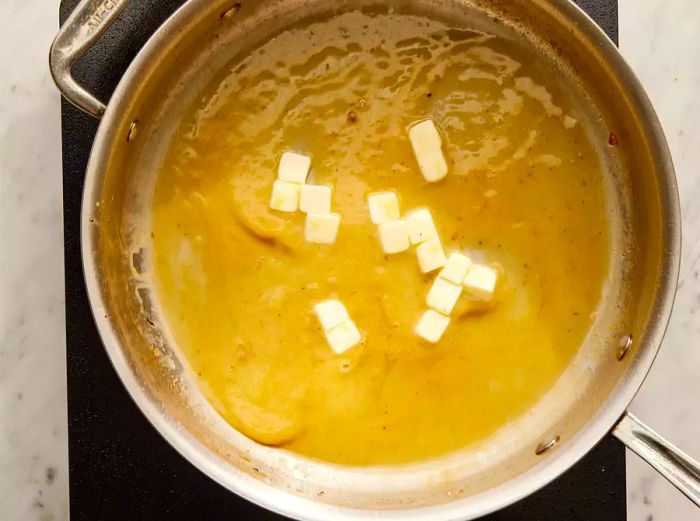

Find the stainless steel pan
[[50, 0, 700, 519]]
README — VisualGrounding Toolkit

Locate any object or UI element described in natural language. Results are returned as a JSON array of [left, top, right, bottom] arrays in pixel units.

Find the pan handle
[[49, 0, 130, 118], [613, 411, 700, 507]]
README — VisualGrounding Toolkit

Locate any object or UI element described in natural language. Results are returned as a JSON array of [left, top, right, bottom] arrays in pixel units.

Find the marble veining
[[0, 2, 68, 521], [0, 0, 698, 520], [620, 1, 700, 520]]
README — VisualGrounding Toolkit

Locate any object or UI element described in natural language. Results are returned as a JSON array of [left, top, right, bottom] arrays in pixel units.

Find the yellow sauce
[[150, 12, 609, 465]]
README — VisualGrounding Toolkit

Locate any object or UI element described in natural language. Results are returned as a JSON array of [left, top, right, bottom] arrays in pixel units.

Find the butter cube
[[305, 213, 341, 244], [377, 220, 410, 254], [463, 264, 498, 300], [426, 277, 463, 315], [325, 319, 361, 354], [300, 185, 332, 214], [415, 309, 450, 343], [408, 119, 448, 182], [416, 237, 446, 273], [368, 192, 401, 224], [439, 252, 472, 285], [314, 299, 349, 330], [406, 207, 438, 245], [278, 151, 311, 184], [563, 115, 578, 129], [269, 180, 301, 212]]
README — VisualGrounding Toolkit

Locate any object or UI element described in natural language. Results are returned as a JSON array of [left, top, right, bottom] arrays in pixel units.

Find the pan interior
[[88, 0, 670, 515], [149, 7, 614, 467]]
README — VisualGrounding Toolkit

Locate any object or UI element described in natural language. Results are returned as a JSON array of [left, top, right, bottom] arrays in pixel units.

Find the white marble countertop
[[0, 1, 698, 520]]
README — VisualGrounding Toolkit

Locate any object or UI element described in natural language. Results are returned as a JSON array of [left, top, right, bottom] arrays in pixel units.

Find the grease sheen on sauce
[[150, 11, 609, 465]]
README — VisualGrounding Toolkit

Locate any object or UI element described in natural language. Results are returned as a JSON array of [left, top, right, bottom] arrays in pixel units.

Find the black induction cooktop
[[60, 1, 624, 519]]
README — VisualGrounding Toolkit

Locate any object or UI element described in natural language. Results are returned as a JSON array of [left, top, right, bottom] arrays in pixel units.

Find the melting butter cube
[[368, 191, 401, 224], [416, 237, 446, 273], [377, 220, 410, 254], [278, 151, 311, 184], [325, 319, 361, 354], [439, 252, 472, 285], [463, 264, 498, 300], [300, 185, 332, 214], [408, 119, 448, 182], [406, 207, 438, 245], [415, 309, 450, 343], [426, 277, 463, 315], [314, 299, 349, 330], [563, 115, 578, 129], [305, 213, 341, 244], [269, 180, 301, 212]]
